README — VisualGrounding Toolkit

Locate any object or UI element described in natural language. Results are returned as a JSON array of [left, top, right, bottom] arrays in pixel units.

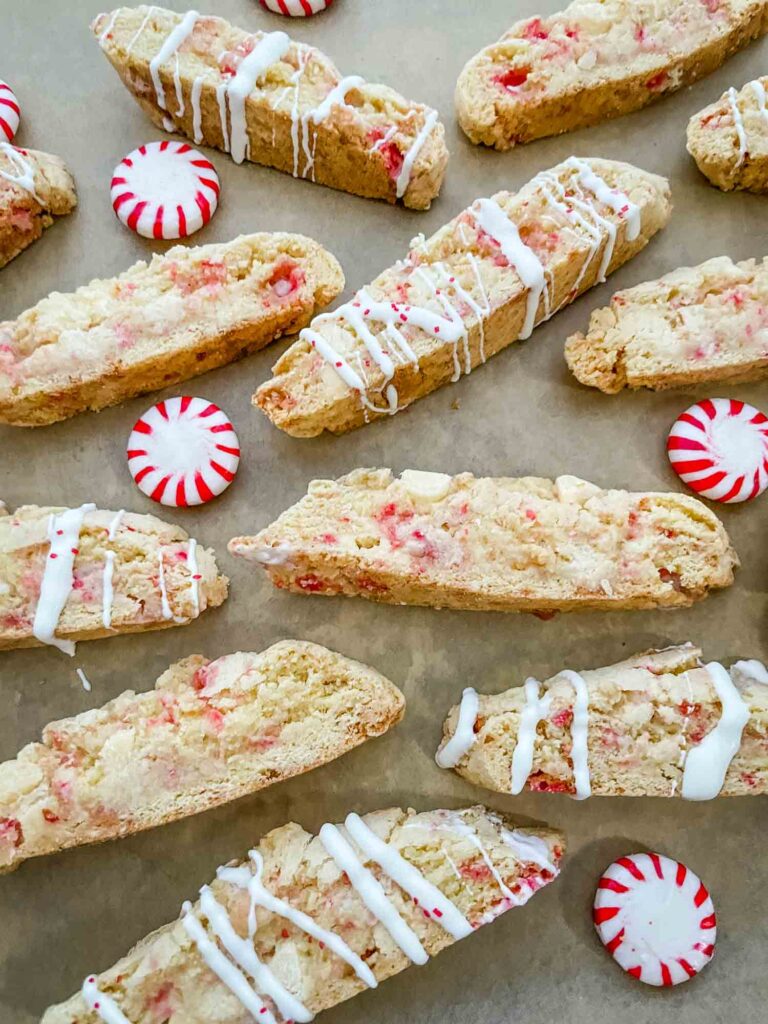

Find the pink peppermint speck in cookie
[[110, 141, 220, 239]]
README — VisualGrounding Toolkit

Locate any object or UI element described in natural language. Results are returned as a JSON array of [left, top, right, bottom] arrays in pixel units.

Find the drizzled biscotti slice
[[228, 469, 737, 614], [0, 232, 342, 427], [0, 144, 76, 269], [42, 805, 563, 1024], [687, 75, 768, 191], [565, 255, 768, 392], [436, 645, 768, 799], [92, 7, 448, 209], [456, 0, 768, 150], [255, 157, 670, 437], [0, 640, 404, 873], [0, 503, 227, 654]]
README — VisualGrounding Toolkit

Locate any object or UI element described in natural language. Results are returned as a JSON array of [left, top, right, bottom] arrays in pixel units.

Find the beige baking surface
[[1, 1, 767, 1021]]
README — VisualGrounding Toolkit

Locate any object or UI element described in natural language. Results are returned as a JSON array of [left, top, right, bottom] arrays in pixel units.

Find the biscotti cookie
[[456, 0, 768, 150], [565, 255, 768, 392], [228, 469, 737, 614], [687, 75, 768, 191], [437, 646, 767, 799], [0, 640, 404, 873], [255, 157, 671, 437], [92, 7, 448, 210], [0, 144, 76, 269], [0, 232, 343, 427], [42, 805, 563, 1024], [0, 502, 227, 654]]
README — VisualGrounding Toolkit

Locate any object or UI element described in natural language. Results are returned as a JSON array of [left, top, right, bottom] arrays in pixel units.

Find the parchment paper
[[1, 2, 766, 1022]]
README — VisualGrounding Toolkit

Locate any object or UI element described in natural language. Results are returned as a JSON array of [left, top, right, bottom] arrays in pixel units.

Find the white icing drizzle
[[98, 10, 119, 47], [727, 86, 748, 165], [288, 48, 311, 178], [76, 668, 92, 692], [435, 687, 479, 768], [33, 503, 96, 657], [215, 82, 230, 152], [173, 55, 185, 115], [411, 264, 469, 380], [436, 813, 519, 906], [181, 903, 274, 1020], [471, 197, 545, 339], [539, 171, 609, 288], [0, 143, 41, 202], [311, 75, 364, 126], [319, 822, 429, 965], [156, 551, 173, 620], [149, 10, 198, 110], [102, 551, 115, 629], [749, 79, 768, 126], [198, 887, 304, 1023], [396, 109, 438, 198], [370, 123, 397, 152], [681, 662, 750, 800], [510, 678, 552, 794], [731, 659, 768, 685], [226, 32, 291, 163], [344, 813, 472, 940], [498, 825, 557, 875], [107, 509, 124, 541], [187, 538, 200, 616], [218, 850, 378, 989], [125, 5, 155, 55], [191, 75, 205, 142], [558, 669, 591, 800], [565, 157, 641, 242], [81, 976, 131, 1024]]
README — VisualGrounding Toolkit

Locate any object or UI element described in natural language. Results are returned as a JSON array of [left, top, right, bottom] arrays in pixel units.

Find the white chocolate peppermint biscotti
[[92, 7, 448, 209], [687, 75, 768, 191], [0, 232, 342, 427], [565, 255, 768, 392], [42, 805, 563, 1024], [0, 502, 227, 654], [0, 143, 76, 270], [255, 157, 670, 437], [456, 0, 768, 150], [0, 640, 404, 873], [436, 645, 768, 799], [228, 469, 738, 614]]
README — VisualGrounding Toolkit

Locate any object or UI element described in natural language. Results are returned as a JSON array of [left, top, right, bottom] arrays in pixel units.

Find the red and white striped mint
[[259, 0, 333, 15], [594, 852, 716, 987], [0, 80, 20, 143], [667, 397, 768, 503], [127, 397, 240, 507], [110, 141, 220, 240]]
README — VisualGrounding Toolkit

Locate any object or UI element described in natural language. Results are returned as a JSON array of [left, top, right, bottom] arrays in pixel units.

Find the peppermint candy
[[0, 80, 20, 143], [110, 141, 220, 240], [667, 397, 768, 503], [127, 397, 240, 507], [259, 0, 333, 15], [594, 853, 716, 987]]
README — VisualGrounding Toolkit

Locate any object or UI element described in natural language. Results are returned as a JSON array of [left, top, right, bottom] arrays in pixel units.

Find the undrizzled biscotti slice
[[0, 232, 343, 427], [436, 645, 768, 799], [0, 144, 76, 269], [255, 157, 670, 438], [42, 805, 563, 1024], [0, 640, 404, 874], [0, 502, 227, 654], [565, 255, 768, 392], [228, 469, 737, 614], [92, 7, 448, 209], [456, 0, 768, 150], [687, 75, 768, 191]]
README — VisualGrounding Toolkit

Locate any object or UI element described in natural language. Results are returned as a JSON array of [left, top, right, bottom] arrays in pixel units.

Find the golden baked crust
[[228, 469, 738, 613], [255, 157, 671, 438], [456, 0, 768, 150], [92, 7, 448, 209], [565, 255, 768, 392], [0, 502, 227, 651], [687, 75, 768, 191], [0, 640, 404, 873], [0, 232, 343, 427], [438, 645, 768, 797], [0, 145, 76, 269], [42, 805, 563, 1023]]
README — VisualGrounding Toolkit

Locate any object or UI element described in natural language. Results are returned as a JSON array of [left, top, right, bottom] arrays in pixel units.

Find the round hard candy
[[667, 397, 768, 503], [594, 852, 716, 986], [110, 141, 220, 240], [259, 0, 333, 15], [127, 397, 240, 506], [0, 80, 20, 143]]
